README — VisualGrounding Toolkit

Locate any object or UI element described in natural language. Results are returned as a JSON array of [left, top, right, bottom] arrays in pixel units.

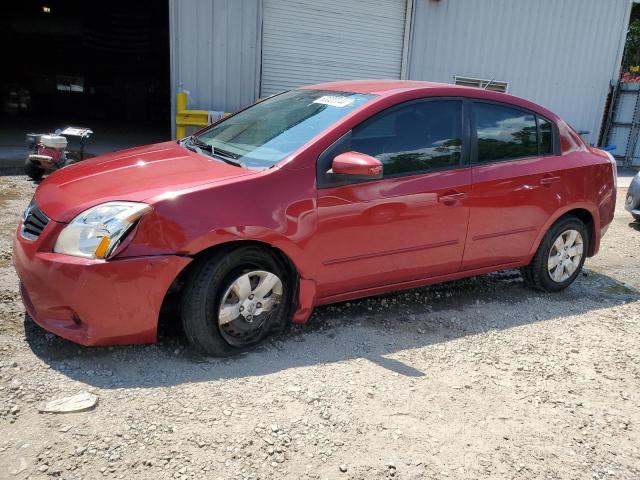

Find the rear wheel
[[521, 216, 588, 292], [24, 158, 44, 181], [180, 246, 292, 356]]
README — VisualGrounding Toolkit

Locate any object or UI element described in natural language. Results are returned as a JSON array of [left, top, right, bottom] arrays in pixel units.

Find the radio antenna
[[483, 78, 496, 90]]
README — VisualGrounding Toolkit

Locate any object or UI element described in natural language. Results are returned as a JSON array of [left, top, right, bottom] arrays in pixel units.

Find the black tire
[[180, 246, 293, 356], [633, 213, 640, 223], [520, 216, 589, 292], [24, 158, 44, 181]]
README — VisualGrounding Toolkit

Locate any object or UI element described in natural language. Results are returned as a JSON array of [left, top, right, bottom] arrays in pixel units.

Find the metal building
[[169, 0, 632, 145]]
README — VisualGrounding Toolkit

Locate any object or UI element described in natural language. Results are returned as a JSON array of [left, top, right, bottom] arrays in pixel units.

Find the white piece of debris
[[9, 457, 27, 475], [39, 392, 98, 414]]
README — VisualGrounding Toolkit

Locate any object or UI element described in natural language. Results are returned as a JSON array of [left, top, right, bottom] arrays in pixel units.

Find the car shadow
[[23, 268, 639, 389]]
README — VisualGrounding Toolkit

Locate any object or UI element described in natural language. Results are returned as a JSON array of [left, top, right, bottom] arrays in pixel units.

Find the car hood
[[35, 141, 253, 222]]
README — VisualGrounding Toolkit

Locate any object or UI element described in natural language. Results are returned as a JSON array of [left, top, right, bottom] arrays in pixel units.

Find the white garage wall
[[169, 0, 261, 137], [407, 0, 632, 145], [169, 0, 632, 144]]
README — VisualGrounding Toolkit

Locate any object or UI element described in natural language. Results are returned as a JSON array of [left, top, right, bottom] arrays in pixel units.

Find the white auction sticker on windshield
[[313, 95, 355, 107]]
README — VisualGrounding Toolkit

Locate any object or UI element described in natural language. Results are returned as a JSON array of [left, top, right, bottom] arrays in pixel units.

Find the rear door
[[462, 101, 562, 270], [312, 99, 472, 298]]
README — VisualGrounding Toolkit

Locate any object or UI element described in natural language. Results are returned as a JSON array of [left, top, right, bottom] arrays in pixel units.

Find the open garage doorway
[[0, 1, 170, 168]]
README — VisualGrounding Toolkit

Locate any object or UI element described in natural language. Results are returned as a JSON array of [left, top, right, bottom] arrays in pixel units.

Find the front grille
[[21, 203, 49, 240]]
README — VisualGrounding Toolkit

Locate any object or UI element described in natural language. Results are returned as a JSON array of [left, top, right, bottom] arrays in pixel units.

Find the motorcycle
[[24, 127, 93, 180]]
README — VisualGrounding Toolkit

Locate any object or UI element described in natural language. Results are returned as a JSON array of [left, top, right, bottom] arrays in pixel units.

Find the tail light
[[603, 150, 617, 189]]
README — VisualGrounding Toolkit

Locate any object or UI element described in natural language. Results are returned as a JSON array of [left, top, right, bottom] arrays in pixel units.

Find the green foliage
[[624, 4, 640, 71]]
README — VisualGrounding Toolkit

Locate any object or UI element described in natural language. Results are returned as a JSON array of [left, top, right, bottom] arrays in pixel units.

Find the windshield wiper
[[212, 146, 240, 160], [184, 135, 212, 151], [215, 155, 246, 168], [182, 136, 246, 168], [211, 147, 246, 168]]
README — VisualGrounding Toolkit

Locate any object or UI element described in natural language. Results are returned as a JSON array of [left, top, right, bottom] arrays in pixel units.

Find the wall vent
[[454, 76, 508, 93]]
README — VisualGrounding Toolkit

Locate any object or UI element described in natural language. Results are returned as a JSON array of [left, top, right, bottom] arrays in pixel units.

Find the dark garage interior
[[0, 1, 171, 164]]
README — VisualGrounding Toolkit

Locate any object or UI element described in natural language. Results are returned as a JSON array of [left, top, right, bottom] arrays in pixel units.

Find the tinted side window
[[538, 117, 553, 154], [351, 100, 463, 176], [475, 103, 538, 163]]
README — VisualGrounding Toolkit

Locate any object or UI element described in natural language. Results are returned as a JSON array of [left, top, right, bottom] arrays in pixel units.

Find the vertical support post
[[400, 0, 415, 80], [176, 91, 188, 139], [599, 81, 619, 148]]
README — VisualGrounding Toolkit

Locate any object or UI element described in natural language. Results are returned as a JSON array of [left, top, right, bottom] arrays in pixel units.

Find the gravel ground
[[0, 174, 639, 480]]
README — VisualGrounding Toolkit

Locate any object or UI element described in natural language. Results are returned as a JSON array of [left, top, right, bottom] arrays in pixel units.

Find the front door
[[312, 99, 472, 299]]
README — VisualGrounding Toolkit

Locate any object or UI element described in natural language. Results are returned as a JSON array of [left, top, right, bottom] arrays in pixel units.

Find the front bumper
[[13, 222, 191, 346]]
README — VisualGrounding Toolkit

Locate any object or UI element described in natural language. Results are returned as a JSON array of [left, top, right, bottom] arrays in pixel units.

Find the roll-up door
[[260, 0, 408, 97]]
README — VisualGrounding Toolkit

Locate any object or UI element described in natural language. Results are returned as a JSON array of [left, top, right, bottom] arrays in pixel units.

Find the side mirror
[[331, 151, 383, 179]]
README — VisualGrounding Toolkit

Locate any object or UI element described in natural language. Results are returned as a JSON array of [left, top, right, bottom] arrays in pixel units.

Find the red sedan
[[13, 80, 617, 356]]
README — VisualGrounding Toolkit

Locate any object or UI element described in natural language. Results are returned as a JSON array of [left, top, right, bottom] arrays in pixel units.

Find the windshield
[[193, 89, 374, 169]]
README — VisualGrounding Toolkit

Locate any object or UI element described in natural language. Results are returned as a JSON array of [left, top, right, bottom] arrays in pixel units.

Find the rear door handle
[[438, 191, 468, 205], [540, 175, 561, 186]]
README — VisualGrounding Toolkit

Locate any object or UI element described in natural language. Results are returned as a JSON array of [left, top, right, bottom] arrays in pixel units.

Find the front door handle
[[540, 175, 561, 186], [439, 191, 468, 205]]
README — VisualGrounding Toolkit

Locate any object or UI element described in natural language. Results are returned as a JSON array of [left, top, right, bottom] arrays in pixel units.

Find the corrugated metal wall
[[169, 0, 261, 136], [169, 0, 631, 144], [407, 0, 631, 145]]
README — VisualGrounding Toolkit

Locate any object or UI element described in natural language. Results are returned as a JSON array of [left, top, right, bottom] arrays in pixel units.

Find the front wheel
[[521, 216, 588, 292], [180, 246, 293, 356]]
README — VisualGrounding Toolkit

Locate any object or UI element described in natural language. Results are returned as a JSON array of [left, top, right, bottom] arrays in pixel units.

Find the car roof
[[302, 80, 451, 95], [301, 79, 559, 122]]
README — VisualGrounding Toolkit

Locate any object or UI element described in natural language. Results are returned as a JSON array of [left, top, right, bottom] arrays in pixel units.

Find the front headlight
[[54, 202, 152, 259]]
